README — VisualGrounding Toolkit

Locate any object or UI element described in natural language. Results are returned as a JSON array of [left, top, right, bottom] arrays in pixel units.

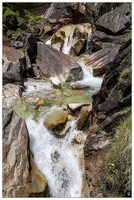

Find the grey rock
[[13, 41, 24, 49], [2, 108, 30, 197], [36, 42, 83, 82]]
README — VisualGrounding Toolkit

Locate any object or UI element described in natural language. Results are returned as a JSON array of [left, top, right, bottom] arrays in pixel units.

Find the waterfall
[[85, 28, 92, 55], [75, 59, 103, 89], [62, 30, 74, 55], [46, 36, 52, 45], [26, 108, 86, 197]]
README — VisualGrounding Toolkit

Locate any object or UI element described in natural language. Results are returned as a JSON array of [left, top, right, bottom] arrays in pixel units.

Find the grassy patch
[[3, 3, 49, 39], [106, 115, 132, 197], [119, 65, 131, 82], [3, 4, 47, 24]]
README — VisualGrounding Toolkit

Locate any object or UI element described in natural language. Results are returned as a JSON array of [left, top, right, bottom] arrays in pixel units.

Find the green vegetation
[[119, 65, 131, 82], [3, 3, 48, 39], [106, 115, 131, 197], [3, 3, 47, 24]]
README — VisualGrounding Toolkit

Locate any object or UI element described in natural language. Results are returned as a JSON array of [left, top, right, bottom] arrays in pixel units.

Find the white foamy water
[[85, 28, 92, 54], [46, 36, 52, 45], [75, 59, 103, 89], [26, 106, 86, 197], [62, 30, 74, 55], [23, 81, 53, 96]]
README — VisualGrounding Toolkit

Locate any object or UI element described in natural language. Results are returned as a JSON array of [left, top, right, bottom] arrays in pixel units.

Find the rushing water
[[77, 58, 103, 88], [13, 27, 103, 197], [13, 59, 102, 197], [62, 30, 74, 55], [26, 109, 86, 197], [85, 28, 92, 55]]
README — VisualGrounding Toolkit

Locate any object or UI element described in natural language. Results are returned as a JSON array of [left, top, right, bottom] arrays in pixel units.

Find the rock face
[[42, 3, 92, 23], [92, 41, 131, 120], [2, 45, 25, 75], [2, 84, 22, 109], [83, 2, 131, 198], [95, 3, 131, 35], [2, 108, 30, 197], [84, 42, 131, 198], [84, 37, 131, 198], [84, 47, 120, 76], [3, 72, 24, 86], [36, 42, 83, 82], [92, 3, 123, 22], [28, 158, 49, 197], [88, 30, 127, 50]]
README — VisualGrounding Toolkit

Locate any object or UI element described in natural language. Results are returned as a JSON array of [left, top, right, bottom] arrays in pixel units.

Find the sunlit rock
[[36, 42, 83, 82], [68, 114, 74, 121], [49, 77, 61, 89], [44, 107, 68, 130], [28, 158, 48, 195], [73, 133, 83, 144], [2, 83, 22, 109]]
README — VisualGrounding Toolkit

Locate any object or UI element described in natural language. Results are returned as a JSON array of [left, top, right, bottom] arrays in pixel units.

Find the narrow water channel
[[13, 59, 102, 197], [12, 27, 103, 197]]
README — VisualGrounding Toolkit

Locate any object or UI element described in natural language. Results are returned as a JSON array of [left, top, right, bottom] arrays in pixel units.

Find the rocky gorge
[[2, 2, 131, 198]]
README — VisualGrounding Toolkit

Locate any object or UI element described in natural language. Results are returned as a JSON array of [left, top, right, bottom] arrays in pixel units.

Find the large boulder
[[92, 41, 131, 116], [2, 108, 30, 197], [36, 42, 83, 82], [88, 30, 127, 50], [2, 45, 26, 75], [3, 71, 24, 86], [44, 107, 68, 130], [84, 47, 120, 76], [92, 3, 122, 22], [28, 158, 49, 197], [95, 3, 131, 35]]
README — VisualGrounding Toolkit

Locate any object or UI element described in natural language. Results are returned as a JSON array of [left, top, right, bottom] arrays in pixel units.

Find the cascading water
[[76, 59, 103, 89], [26, 106, 86, 197], [85, 28, 92, 55], [46, 36, 52, 45], [13, 24, 103, 198], [62, 30, 74, 55]]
